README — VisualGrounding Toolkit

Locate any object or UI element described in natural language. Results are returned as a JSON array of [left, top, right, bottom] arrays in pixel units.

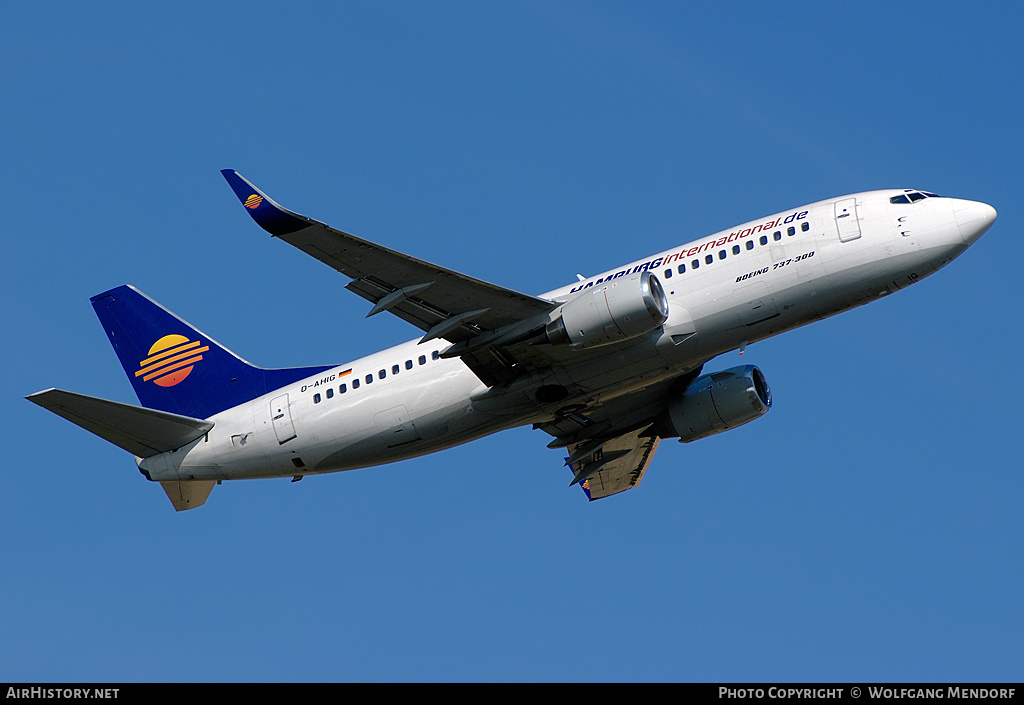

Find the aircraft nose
[[953, 199, 997, 245]]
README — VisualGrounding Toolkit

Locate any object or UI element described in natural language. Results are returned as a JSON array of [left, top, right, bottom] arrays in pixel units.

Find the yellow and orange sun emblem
[[244, 194, 263, 209], [135, 334, 210, 387]]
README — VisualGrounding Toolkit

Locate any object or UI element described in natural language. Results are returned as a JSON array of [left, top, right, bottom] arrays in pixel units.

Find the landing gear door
[[270, 394, 296, 445], [835, 198, 862, 242]]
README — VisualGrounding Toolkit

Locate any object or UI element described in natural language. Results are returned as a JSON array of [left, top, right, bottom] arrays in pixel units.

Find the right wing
[[222, 170, 557, 385]]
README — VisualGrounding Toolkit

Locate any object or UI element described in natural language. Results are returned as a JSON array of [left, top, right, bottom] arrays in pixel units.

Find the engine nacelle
[[546, 271, 669, 348], [657, 365, 772, 443]]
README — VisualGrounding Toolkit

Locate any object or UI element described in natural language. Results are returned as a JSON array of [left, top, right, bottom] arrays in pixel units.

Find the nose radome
[[954, 200, 997, 245]]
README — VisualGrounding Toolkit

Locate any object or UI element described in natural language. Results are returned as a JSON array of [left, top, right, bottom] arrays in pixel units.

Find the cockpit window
[[891, 189, 942, 205]]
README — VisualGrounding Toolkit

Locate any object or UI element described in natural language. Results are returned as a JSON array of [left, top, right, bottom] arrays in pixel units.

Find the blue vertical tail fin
[[91, 285, 333, 419]]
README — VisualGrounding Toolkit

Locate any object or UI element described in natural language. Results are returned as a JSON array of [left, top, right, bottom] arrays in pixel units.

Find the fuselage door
[[834, 198, 862, 242], [270, 394, 297, 445], [374, 405, 421, 448]]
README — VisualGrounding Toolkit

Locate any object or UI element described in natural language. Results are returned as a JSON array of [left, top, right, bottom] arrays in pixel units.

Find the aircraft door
[[732, 281, 780, 327], [374, 405, 421, 448], [834, 198, 862, 242], [270, 394, 297, 444]]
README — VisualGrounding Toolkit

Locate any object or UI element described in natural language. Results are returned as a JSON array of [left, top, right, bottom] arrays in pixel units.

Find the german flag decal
[[135, 334, 211, 387], [244, 194, 263, 209]]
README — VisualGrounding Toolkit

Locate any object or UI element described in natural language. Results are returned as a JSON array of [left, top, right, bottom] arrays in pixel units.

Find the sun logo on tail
[[244, 194, 263, 209], [135, 334, 210, 387]]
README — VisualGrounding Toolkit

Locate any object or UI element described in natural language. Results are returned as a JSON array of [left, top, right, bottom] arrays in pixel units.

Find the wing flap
[[27, 388, 213, 458]]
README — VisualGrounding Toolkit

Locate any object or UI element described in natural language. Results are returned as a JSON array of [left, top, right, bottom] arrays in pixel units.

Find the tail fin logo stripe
[[135, 334, 209, 387], [138, 339, 201, 368], [141, 355, 204, 383], [244, 194, 263, 209], [136, 345, 210, 377]]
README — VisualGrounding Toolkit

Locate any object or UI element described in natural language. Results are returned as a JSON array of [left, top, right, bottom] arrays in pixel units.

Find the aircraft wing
[[538, 367, 704, 500], [565, 430, 661, 500], [222, 170, 556, 385]]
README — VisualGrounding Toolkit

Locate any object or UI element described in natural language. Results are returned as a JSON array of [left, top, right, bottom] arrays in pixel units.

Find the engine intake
[[656, 365, 772, 443], [546, 271, 669, 348]]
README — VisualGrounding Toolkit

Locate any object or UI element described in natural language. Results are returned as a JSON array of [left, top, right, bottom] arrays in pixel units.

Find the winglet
[[220, 169, 313, 237]]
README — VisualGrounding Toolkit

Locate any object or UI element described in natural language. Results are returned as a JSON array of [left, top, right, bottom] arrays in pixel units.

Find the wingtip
[[220, 169, 310, 237], [220, 168, 258, 202]]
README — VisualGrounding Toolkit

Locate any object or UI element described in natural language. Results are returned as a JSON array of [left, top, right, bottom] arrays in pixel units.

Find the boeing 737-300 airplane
[[27, 171, 996, 510]]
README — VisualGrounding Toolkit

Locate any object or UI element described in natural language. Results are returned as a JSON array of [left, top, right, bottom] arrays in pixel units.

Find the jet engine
[[654, 365, 772, 443], [545, 271, 669, 348]]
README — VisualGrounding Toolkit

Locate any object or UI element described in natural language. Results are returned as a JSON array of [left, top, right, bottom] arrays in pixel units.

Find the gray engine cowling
[[546, 271, 669, 348], [657, 365, 772, 443]]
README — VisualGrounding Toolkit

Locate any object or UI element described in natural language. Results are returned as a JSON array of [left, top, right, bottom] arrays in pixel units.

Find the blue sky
[[3, 2, 1022, 682]]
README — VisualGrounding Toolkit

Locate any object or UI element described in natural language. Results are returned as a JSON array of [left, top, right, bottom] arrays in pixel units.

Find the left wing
[[222, 170, 556, 386], [541, 365, 704, 500], [565, 430, 661, 500]]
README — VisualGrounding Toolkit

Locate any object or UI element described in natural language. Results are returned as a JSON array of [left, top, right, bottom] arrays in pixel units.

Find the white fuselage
[[139, 190, 993, 484]]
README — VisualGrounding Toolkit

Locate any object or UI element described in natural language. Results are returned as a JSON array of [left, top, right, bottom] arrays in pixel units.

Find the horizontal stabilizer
[[26, 388, 214, 458]]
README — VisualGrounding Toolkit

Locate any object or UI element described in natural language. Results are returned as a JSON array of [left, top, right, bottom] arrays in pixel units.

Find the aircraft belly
[[313, 398, 510, 472], [266, 362, 496, 474], [818, 245, 956, 311]]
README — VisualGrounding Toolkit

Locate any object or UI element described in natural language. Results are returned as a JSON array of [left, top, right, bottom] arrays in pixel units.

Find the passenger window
[[432, 351, 440, 360], [759, 235, 768, 246], [774, 231, 782, 241], [691, 259, 699, 269], [746, 240, 754, 250], [677, 263, 685, 274], [418, 355, 426, 365], [313, 393, 321, 404], [392, 364, 400, 375], [705, 254, 713, 265], [787, 226, 795, 236], [664, 268, 672, 279], [340, 383, 347, 393], [353, 379, 360, 390], [326, 388, 334, 399], [405, 360, 413, 370], [365, 374, 373, 384], [801, 222, 810, 232], [732, 245, 740, 255], [718, 250, 726, 260]]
